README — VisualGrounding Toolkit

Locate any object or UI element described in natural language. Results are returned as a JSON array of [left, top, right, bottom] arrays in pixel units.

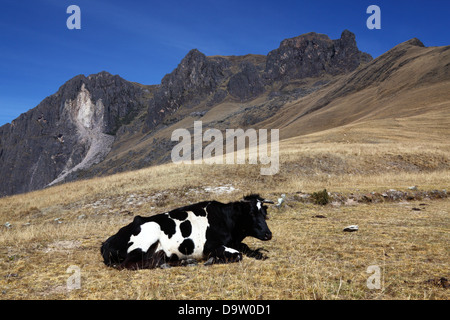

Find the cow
[[101, 194, 274, 270]]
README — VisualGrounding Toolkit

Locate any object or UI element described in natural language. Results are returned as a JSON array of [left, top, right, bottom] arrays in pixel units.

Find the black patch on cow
[[131, 216, 144, 236], [180, 220, 192, 238], [169, 210, 188, 221], [178, 238, 195, 255], [168, 253, 180, 262], [191, 207, 207, 217], [150, 215, 176, 239]]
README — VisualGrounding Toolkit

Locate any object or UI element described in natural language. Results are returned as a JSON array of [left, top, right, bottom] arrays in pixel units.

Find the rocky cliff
[[0, 72, 147, 196], [265, 30, 372, 82], [143, 30, 371, 133], [144, 49, 231, 132]]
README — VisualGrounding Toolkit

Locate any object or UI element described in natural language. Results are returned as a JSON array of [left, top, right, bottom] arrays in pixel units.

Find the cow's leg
[[117, 249, 146, 270], [160, 256, 199, 269], [118, 243, 165, 270], [235, 242, 269, 260], [204, 245, 243, 266]]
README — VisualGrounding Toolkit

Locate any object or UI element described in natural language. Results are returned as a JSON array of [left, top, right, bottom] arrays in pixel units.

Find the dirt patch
[[44, 240, 82, 253], [291, 189, 447, 206]]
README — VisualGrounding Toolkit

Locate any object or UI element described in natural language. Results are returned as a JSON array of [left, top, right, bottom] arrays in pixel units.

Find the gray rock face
[[264, 30, 372, 82], [144, 30, 371, 132], [144, 49, 231, 131], [228, 62, 265, 101], [0, 72, 145, 196]]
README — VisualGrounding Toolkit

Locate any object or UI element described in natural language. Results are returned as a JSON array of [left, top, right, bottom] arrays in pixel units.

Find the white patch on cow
[[156, 211, 210, 260], [127, 222, 161, 253], [224, 247, 239, 255], [186, 211, 210, 258], [256, 201, 262, 210]]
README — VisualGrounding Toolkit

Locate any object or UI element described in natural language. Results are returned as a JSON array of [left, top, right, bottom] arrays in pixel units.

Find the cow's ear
[[262, 199, 274, 204]]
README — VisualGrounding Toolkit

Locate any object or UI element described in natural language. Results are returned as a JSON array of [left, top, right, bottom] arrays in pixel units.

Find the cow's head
[[242, 194, 274, 241]]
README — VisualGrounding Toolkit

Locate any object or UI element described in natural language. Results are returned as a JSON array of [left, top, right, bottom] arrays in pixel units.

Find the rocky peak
[[160, 49, 230, 99], [279, 31, 332, 48], [265, 30, 372, 82], [402, 38, 425, 48], [331, 30, 373, 73], [57, 71, 144, 135], [338, 29, 357, 46], [144, 30, 371, 132], [144, 49, 231, 131], [88, 70, 113, 79]]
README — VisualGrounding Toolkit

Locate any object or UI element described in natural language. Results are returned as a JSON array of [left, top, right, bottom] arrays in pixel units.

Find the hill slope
[[270, 38, 450, 140]]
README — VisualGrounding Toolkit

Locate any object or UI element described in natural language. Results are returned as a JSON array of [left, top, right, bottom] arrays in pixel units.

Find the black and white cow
[[101, 194, 273, 270]]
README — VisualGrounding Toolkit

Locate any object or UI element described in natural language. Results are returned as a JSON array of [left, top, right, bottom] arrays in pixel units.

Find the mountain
[[268, 37, 450, 140], [0, 72, 152, 196], [143, 30, 372, 133], [264, 29, 372, 82], [1, 30, 449, 197]]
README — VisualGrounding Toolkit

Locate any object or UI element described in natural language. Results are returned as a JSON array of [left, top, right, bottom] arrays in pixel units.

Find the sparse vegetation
[[0, 136, 448, 299], [311, 189, 330, 206]]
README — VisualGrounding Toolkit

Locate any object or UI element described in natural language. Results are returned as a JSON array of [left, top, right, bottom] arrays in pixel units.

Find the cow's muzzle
[[263, 231, 272, 241]]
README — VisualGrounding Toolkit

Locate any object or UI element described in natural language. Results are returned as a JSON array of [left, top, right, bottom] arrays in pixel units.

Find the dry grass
[[1, 196, 448, 300], [1, 118, 449, 300]]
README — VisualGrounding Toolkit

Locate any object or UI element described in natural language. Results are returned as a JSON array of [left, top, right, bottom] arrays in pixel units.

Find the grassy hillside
[[0, 132, 448, 299]]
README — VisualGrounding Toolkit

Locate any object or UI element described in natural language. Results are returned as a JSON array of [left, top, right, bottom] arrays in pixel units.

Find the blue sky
[[0, 0, 449, 126]]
